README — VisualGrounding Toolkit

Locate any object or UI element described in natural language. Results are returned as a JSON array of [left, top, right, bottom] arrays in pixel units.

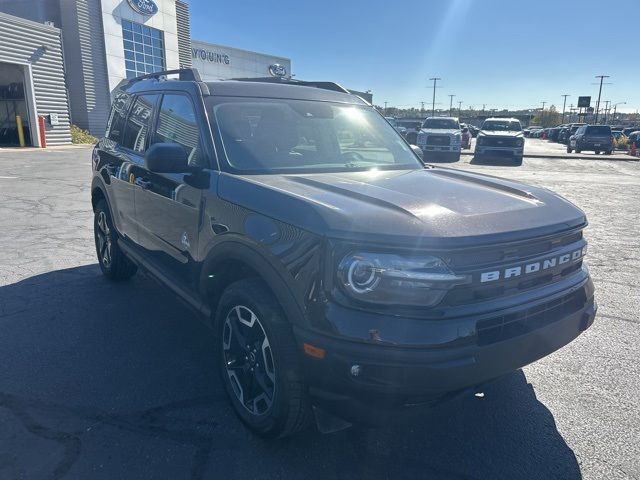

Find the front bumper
[[475, 146, 524, 157], [295, 276, 595, 425]]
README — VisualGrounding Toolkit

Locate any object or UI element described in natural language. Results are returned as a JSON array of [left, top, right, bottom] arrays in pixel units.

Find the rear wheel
[[605, 150, 612, 155], [94, 200, 137, 281], [215, 279, 311, 438], [595, 150, 600, 155], [567, 146, 572, 153], [575, 149, 581, 153]]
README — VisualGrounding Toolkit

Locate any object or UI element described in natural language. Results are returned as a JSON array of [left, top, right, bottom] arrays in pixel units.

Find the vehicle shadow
[[469, 155, 522, 167], [0, 265, 581, 480]]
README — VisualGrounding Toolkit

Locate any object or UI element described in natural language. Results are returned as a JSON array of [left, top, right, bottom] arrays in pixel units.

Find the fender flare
[[198, 237, 309, 329]]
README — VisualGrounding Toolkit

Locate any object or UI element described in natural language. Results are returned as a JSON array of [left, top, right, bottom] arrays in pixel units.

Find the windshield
[[482, 120, 522, 131], [422, 118, 459, 129], [209, 98, 422, 173], [385, 117, 397, 127]]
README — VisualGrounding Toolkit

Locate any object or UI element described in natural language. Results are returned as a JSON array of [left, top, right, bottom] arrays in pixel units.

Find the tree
[[530, 105, 562, 127]]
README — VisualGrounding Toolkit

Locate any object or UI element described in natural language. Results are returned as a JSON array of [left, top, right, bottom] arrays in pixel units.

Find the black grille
[[477, 288, 587, 346], [426, 135, 450, 146], [442, 230, 586, 306], [480, 136, 519, 147]]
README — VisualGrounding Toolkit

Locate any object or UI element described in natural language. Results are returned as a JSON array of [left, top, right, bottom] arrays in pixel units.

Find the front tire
[[567, 146, 572, 153], [94, 200, 137, 281], [215, 279, 311, 438]]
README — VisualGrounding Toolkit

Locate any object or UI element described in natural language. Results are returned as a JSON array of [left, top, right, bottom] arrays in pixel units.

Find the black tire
[[567, 147, 572, 153], [595, 150, 600, 155], [215, 278, 311, 438], [605, 150, 612, 155], [576, 149, 581, 153], [94, 200, 137, 281]]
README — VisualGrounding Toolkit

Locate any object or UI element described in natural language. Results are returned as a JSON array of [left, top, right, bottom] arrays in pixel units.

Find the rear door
[[133, 93, 207, 285]]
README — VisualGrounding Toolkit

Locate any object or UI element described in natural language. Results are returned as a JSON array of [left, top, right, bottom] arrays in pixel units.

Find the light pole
[[540, 101, 546, 126], [384, 101, 388, 116], [612, 102, 626, 123], [448, 94, 455, 116], [458, 100, 463, 118], [429, 77, 441, 117], [561, 94, 570, 123], [594, 75, 610, 124]]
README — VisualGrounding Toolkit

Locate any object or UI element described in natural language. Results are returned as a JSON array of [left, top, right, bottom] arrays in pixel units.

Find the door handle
[[135, 178, 152, 190]]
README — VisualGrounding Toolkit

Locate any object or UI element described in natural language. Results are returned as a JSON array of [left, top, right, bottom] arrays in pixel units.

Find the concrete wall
[[191, 40, 291, 81], [0, 12, 71, 145]]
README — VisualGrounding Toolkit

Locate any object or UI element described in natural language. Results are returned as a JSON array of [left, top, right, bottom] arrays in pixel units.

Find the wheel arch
[[199, 239, 308, 330]]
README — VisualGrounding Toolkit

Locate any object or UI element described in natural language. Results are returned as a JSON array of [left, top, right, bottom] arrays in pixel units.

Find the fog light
[[350, 365, 361, 377]]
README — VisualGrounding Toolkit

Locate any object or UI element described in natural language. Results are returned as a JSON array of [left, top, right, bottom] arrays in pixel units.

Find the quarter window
[[106, 92, 132, 143], [153, 95, 203, 167], [122, 20, 165, 79], [121, 94, 159, 152]]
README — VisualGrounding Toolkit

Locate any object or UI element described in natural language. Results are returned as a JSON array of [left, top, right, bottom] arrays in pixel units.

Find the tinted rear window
[[586, 126, 611, 135]]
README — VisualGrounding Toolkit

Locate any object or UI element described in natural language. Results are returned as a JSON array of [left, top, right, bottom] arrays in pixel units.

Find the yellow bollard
[[16, 115, 26, 147]]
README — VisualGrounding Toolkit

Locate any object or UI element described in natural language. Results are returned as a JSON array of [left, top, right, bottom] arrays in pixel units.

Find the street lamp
[[612, 102, 626, 123]]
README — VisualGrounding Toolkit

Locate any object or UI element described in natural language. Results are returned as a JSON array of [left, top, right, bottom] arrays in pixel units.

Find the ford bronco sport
[[92, 69, 596, 438]]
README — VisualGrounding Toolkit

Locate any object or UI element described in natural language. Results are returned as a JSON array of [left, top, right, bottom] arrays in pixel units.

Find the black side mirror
[[145, 143, 190, 173]]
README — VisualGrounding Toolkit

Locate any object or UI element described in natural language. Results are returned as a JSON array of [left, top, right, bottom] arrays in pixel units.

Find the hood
[[420, 128, 460, 135], [219, 168, 586, 248], [479, 130, 524, 137]]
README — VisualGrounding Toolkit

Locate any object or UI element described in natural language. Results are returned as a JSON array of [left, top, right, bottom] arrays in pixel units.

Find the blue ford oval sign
[[126, 0, 158, 16], [268, 64, 287, 77]]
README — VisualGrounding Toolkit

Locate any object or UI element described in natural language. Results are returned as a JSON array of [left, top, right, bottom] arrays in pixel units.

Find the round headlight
[[347, 258, 380, 293]]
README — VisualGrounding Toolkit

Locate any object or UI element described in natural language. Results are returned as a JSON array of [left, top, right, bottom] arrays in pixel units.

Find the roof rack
[[230, 76, 351, 95], [129, 68, 202, 84]]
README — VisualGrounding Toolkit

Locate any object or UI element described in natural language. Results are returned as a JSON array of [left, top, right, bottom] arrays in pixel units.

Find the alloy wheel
[[96, 211, 112, 269], [222, 305, 276, 416]]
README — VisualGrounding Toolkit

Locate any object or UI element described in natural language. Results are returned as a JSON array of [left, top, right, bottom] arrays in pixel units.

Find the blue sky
[[188, 0, 639, 113]]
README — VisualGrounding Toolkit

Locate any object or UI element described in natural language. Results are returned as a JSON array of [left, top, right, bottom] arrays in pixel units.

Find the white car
[[416, 116, 462, 161]]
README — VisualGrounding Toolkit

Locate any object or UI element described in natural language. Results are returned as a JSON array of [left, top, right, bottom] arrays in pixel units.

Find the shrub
[[70, 125, 98, 144]]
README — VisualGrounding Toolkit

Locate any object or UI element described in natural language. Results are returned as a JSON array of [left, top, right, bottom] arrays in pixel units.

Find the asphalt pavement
[[1, 145, 639, 480]]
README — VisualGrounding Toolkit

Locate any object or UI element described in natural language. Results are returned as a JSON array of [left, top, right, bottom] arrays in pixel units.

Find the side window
[[106, 92, 132, 143], [121, 94, 159, 152], [152, 94, 204, 167]]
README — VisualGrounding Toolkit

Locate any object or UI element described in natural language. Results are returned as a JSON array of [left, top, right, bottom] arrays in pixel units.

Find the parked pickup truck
[[416, 116, 462, 161]]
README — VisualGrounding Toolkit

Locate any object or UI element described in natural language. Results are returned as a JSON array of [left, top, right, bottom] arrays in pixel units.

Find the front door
[[133, 93, 206, 286]]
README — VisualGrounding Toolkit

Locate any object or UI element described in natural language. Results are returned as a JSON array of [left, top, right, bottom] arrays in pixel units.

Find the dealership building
[[0, 0, 292, 146]]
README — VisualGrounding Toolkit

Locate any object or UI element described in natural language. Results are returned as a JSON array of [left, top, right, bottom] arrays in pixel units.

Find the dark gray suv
[[91, 68, 596, 438], [568, 125, 614, 154]]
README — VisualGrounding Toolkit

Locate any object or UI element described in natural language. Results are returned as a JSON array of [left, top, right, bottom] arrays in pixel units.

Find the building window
[[122, 20, 165, 79]]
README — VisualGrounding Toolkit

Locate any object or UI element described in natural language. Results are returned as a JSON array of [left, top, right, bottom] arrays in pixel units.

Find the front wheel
[[567, 147, 572, 153], [94, 200, 137, 281], [215, 279, 311, 438]]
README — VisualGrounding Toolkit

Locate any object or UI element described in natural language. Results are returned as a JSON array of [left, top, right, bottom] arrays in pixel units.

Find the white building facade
[[191, 40, 291, 81]]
